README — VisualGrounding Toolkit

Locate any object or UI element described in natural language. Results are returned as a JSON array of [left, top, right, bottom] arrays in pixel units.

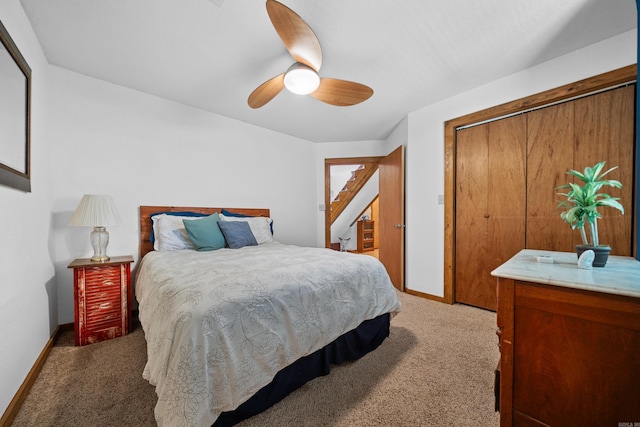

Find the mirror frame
[[0, 19, 31, 192]]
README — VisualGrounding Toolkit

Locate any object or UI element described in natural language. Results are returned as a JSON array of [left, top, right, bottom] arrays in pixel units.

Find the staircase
[[330, 163, 378, 224]]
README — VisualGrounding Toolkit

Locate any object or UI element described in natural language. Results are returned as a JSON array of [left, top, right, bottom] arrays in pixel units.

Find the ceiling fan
[[248, 0, 374, 109]]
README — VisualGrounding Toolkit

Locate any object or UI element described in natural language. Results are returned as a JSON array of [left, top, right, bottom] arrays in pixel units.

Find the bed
[[135, 206, 401, 427]]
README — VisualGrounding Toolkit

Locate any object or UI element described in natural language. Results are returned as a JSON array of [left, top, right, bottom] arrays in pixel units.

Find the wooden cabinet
[[493, 250, 640, 426], [68, 255, 133, 346], [357, 220, 375, 252], [456, 85, 635, 311]]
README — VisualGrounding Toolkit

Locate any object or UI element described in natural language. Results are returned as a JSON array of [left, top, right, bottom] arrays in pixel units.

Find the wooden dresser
[[492, 249, 640, 426], [68, 255, 134, 346], [357, 220, 375, 252]]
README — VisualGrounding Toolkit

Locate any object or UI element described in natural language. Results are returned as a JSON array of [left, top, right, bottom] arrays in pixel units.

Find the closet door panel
[[526, 102, 575, 251], [574, 86, 634, 256], [456, 115, 526, 311], [455, 125, 490, 308], [488, 116, 527, 273]]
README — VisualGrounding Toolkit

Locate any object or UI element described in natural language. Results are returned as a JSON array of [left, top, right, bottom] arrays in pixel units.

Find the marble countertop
[[491, 249, 640, 299]]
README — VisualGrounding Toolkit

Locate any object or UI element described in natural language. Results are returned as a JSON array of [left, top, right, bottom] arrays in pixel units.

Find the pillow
[[221, 209, 274, 235], [153, 214, 203, 251], [220, 214, 274, 245], [217, 221, 258, 249], [150, 211, 207, 245], [182, 213, 226, 251]]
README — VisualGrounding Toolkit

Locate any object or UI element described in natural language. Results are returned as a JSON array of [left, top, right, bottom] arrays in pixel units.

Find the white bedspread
[[135, 242, 401, 427]]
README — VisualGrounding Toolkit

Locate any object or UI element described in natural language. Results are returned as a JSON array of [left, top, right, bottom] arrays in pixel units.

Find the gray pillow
[[217, 220, 258, 249]]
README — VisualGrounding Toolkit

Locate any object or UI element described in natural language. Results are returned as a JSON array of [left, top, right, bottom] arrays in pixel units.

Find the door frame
[[324, 157, 384, 248], [443, 65, 637, 304]]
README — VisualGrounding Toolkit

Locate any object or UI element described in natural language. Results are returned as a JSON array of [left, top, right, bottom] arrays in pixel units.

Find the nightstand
[[67, 255, 134, 346]]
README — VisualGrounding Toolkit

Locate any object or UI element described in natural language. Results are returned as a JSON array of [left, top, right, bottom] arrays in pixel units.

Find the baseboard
[[0, 323, 72, 426]]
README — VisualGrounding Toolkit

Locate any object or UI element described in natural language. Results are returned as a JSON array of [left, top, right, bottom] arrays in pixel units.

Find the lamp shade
[[69, 194, 120, 227]]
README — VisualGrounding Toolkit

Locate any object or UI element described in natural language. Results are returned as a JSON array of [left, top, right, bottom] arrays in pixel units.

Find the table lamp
[[69, 194, 120, 262]]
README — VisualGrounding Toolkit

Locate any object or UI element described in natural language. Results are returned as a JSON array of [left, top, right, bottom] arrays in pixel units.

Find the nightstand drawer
[[84, 264, 120, 281], [85, 303, 122, 328]]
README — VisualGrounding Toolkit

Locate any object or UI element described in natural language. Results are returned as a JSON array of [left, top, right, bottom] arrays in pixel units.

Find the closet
[[455, 85, 635, 311]]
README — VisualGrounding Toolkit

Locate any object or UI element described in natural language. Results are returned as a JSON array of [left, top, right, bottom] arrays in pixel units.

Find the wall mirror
[[0, 19, 31, 192]]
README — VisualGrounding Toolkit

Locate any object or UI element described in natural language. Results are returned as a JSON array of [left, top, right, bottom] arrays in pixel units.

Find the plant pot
[[576, 244, 611, 268]]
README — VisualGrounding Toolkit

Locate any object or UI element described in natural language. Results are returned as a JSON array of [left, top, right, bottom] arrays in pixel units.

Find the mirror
[[0, 20, 31, 192]]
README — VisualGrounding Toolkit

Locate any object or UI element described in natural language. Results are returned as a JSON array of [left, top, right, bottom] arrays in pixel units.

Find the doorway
[[325, 157, 382, 249], [324, 146, 406, 290]]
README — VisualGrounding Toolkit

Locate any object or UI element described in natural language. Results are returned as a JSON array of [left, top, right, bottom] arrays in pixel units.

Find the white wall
[[404, 29, 637, 297], [0, 0, 53, 416], [385, 116, 408, 153], [47, 66, 318, 324]]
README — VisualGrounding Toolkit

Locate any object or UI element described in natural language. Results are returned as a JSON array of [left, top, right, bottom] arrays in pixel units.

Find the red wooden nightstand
[[67, 255, 134, 346]]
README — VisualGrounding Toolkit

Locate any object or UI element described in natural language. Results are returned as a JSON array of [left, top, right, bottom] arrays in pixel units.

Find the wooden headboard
[[139, 206, 271, 259]]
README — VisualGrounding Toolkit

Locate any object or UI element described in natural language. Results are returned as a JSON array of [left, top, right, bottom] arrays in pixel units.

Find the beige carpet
[[12, 292, 500, 426]]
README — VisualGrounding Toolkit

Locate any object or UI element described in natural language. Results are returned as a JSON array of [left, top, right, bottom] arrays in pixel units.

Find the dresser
[[492, 249, 640, 426], [68, 255, 134, 346], [357, 220, 375, 252]]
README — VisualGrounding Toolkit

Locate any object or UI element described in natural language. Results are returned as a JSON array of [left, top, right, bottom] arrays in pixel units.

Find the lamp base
[[90, 226, 110, 263]]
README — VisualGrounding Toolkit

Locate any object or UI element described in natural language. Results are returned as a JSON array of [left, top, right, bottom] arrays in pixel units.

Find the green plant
[[556, 161, 624, 247]]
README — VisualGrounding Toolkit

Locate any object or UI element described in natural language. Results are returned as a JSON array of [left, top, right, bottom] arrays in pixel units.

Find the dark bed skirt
[[213, 313, 391, 426]]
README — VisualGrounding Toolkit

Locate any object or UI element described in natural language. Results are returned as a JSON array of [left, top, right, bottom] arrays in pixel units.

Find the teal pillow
[[217, 221, 258, 249], [182, 213, 226, 251]]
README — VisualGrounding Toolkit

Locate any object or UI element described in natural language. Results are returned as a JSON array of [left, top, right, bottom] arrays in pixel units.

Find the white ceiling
[[19, 0, 637, 142]]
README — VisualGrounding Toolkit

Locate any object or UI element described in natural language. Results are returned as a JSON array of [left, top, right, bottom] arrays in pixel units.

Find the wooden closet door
[[455, 115, 526, 310], [573, 85, 635, 256], [454, 81, 635, 310], [526, 85, 634, 255], [526, 102, 575, 251], [456, 125, 489, 308]]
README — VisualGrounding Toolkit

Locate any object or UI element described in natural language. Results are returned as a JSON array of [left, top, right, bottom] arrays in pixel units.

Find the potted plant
[[556, 161, 624, 267]]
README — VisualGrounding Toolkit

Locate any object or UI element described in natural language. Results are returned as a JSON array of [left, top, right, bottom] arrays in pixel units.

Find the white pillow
[[152, 214, 201, 251], [220, 214, 274, 245]]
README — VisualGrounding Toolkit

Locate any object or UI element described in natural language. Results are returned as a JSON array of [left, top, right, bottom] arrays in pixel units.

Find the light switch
[[438, 194, 444, 205]]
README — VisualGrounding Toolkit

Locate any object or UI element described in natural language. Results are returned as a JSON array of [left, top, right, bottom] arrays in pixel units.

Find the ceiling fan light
[[284, 63, 320, 95]]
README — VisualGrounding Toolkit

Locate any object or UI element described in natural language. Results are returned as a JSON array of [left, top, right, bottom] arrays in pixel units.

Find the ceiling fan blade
[[248, 73, 285, 108], [266, 0, 322, 72], [311, 78, 374, 106]]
